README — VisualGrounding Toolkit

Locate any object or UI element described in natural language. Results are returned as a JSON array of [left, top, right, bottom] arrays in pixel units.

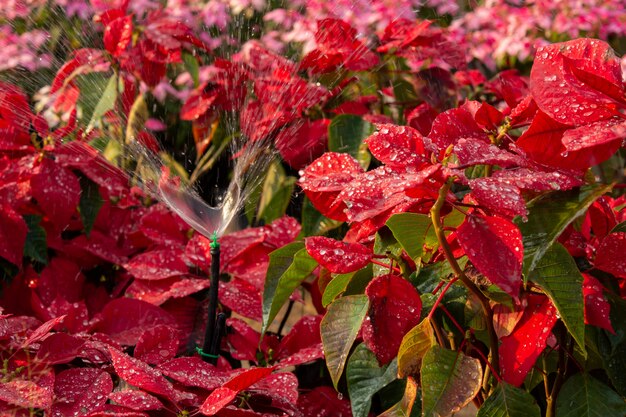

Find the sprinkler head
[[210, 230, 220, 249]]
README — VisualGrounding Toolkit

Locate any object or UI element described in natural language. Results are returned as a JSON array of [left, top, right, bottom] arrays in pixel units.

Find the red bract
[[0, 84, 33, 151], [582, 274, 614, 333], [530, 39, 626, 126], [453, 138, 525, 168], [456, 213, 523, 299], [219, 279, 262, 321], [299, 152, 364, 221], [108, 390, 163, 411], [134, 325, 180, 365], [275, 119, 330, 170], [362, 274, 422, 365], [594, 232, 626, 279], [30, 157, 81, 229], [305, 236, 371, 274], [428, 107, 487, 154], [406, 102, 439, 136], [296, 386, 353, 417], [499, 295, 557, 387], [36, 333, 85, 365], [0, 204, 27, 266], [92, 298, 177, 345], [104, 15, 133, 57], [364, 124, 428, 168], [158, 357, 229, 391], [124, 250, 188, 281], [199, 367, 275, 415], [301, 19, 379, 73], [51, 368, 113, 417]]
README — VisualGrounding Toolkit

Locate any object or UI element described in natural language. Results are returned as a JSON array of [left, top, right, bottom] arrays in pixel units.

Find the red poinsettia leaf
[[124, 250, 188, 280], [126, 276, 211, 305], [296, 386, 353, 417], [454, 138, 525, 168], [406, 102, 438, 136], [104, 15, 133, 57], [594, 232, 626, 279], [0, 379, 53, 410], [139, 205, 188, 247], [108, 390, 163, 411], [37, 257, 85, 305], [31, 158, 81, 228], [180, 82, 220, 121], [305, 236, 371, 274], [299, 152, 364, 221], [491, 168, 582, 192], [36, 333, 85, 365], [275, 315, 322, 360], [428, 107, 487, 153], [487, 69, 529, 109], [109, 348, 178, 400], [185, 233, 212, 271], [456, 213, 523, 298], [362, 274, 422, 365], [499, 295, 558, 386], [582, 274, 614, 333], [92, 298, 177, 346], [51, 368, 113, 417], [219, 279, 262, 320], [276, 119, 330, 170], [530, 39, 625, 126], [227, 318, 261, 361], [474, 102, 505, 130], [468, 178, 527, 219], [0, 203, 27, 266], [22, 315, 67, 348], [158, 357, 229, 391], [199, 367, 275, 415], [509, 95, 539, 127], [250, 372, 299, 404], [134, 325, 180, 365], [365, 124, 427, 168], [586, 198, 618, 239]]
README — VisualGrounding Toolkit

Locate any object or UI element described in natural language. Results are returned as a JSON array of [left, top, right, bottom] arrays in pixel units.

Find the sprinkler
[[198, 230, 224, 365]]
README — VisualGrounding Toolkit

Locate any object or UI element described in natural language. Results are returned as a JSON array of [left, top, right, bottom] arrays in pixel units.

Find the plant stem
[[430, 179, 500, 375], [427, 278, 458, 321]]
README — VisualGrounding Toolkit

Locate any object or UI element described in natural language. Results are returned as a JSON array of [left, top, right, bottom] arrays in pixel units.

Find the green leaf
[[609, 221, 626, 234], [347, 343, 398, 417], [328, 114, 374, 169], [321, 295, 369, 389], [516, 184, 613, 276], [379, 377, 419, 417], [257, 161, 296, 224], [477, 382, 540, 417], [528, 243, 585, 355], [392, 77, 418, 105], [598, 295, 626, 396], [86, 74, 118, 133], [182, 52, 200, 87], [262, 243, 317, 334], [78, 176, 104, 237], [555, 373, 626, 417], [421, 345, 482, 417], [302, 197, 343, 237], [76, 73, 113, 127], [322, 273, 354, 307], [386, 213, 437, 262], [397, 318, 436, 378], [23, 215, 47, 265]]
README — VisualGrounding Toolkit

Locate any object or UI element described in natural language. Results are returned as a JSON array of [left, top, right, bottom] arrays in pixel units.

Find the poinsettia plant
[[1, 2, 626, 417]]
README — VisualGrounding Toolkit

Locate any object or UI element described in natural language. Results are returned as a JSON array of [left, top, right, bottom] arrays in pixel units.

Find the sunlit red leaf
[[275, 315, 322, 360], [219, 279, 262, 321], [0, 379, 53, 411], [299, 152, 364, 221], [36, 333, 85, 365], [456, 213, 523, 298], [365, 124, 427, 168], [594, 232, 626, 279], [250, 372, 299, 404], [530, 39, 625, 126], [275, 119, 329, 170], [406, 102, 438, 136], [454, 138, 525, 168], [362, 274, 422, 365], [199, 367, 275, 415], [22, 315, 67, 347], [108, 390, 163, 411], [51, 368, 112, 417], [305, 236, 371, 274], [104, 15, 133, 57], [428, 107, 487, 153], [582, 274, 614, 333], [469, 178, 527, 219], [499, 295, 557, 386]]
